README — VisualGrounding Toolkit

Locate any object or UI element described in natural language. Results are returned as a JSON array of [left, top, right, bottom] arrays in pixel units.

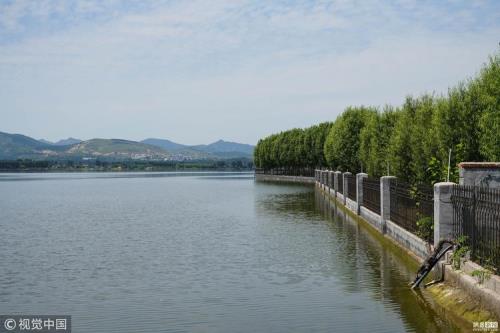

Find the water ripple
[[0, 173, 468, 332]]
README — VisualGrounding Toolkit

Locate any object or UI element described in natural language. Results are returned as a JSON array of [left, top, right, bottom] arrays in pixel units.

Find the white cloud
[[0, 0, 499, 143]]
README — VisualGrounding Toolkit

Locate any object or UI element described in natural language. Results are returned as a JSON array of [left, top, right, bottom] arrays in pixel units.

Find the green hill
[[0, 131, 66, 159], [0, 132, 254, 161], [144, 138, 255, 159], [0, 134, 172, 160], [63, 139, 175, 160], [67, 139, 168, 156], [191, 140, 254, 158]]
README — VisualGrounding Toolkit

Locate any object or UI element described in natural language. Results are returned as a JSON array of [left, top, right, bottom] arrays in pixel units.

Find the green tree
[[477, 53, 500, 160], [255, 50, 500, 185], [324, 106, 376, 172], [360, 106, 399, 177]]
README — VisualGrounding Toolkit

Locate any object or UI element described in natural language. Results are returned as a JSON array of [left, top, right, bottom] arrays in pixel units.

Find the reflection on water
[[258, 183, 468, 332], [0, 171, 254, 182], [0, 174, 467, 332]]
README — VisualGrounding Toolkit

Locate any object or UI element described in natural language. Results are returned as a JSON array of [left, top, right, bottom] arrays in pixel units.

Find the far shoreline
[[0, 169, 255, 174]]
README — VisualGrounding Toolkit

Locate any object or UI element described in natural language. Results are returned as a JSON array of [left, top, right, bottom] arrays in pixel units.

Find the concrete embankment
[[255, 173, 499, 321], [318, 181, 500, 321], [254, 174, 316, 184]]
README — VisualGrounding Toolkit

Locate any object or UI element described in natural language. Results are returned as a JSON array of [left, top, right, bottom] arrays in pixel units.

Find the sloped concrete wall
[[255, 174, 315, 184], [386, 220, 430, 260]]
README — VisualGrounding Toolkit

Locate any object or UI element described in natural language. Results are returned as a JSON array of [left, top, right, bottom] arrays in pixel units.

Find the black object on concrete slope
[[410, 240, 456, 289]]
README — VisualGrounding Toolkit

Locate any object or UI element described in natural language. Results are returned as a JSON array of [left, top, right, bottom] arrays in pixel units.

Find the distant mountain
[[37, 137, 82, 146], [0, 132, 65, 159], [66, 139, 171, 159], [144, 138, 254, 159], [141, 138, 212, 159], [0, 132, 50, 152], [38, 139, 54, 145], [141, 138, 187, 151], [55, 137, 82, 146], [0, 131, 254, 161], [191, 140, 254, 158], [0, 133, 170, 160]]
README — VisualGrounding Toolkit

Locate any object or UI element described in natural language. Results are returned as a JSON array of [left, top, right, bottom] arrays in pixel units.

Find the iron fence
[[451, 185, 500, 272], [390, 180, 434, 243], [362, 178, 380, 214], [255, 168, 315, 177], [347, 174, 356, 201]]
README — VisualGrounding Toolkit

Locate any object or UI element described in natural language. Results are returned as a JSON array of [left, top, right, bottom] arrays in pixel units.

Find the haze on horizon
[[1, 0, 499, 145]]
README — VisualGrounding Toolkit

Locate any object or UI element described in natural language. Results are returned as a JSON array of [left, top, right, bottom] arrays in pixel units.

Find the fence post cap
[[343, 171, 352, 175], [357, 173, 368, 177], [381, 175, 397, 179], [334, 170, 342, 174], [434, 182, 456, 187], [433, 182, 456, 195]]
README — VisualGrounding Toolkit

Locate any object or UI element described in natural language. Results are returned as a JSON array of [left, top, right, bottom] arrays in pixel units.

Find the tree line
[[0, 158, 254, 172], [254, 52, 500, 185]]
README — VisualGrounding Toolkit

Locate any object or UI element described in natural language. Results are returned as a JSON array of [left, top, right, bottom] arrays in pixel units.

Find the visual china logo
[[0, 316, 70, 333]]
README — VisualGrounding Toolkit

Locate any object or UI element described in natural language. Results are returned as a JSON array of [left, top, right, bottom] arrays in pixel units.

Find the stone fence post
[[434, 182, 456, 247], [334, 171, 342, 196], [356, 173, 368, 215], [380, 176, 396, 233], [333, 171, 342, 197], [329, 171, 334, 194], [343, 172, 351, 205]]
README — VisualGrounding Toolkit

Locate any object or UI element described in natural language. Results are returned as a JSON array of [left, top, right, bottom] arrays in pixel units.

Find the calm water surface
[[0, 172, 466, 332]]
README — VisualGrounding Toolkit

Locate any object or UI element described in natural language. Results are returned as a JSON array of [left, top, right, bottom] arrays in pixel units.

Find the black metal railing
[[451, 185, 500, 272], [390, 180, 434, 242], [347, 174, 356, 201], [363, 178, 380, 214], [255, 168, 315, 177], [338, 174, 343, 194]]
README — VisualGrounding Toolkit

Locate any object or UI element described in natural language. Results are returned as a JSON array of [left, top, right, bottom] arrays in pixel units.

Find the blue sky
[[1, 0, 499, 144]]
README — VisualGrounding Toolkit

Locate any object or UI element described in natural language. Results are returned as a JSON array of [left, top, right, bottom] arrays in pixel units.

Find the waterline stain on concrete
[[317, 185, 499, 327], [427, 283, 497, 323]]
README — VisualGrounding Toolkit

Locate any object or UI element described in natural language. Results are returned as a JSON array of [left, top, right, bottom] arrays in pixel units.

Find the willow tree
[[477, 53, 500, 161], [303, 122, 332, 168], [324, 106, 376, 173], [359, 106, 399, 177], [255, 50, 500, 185]]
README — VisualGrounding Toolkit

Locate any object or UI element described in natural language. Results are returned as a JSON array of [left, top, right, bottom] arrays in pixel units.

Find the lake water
[[0, 172, 466, 332]]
